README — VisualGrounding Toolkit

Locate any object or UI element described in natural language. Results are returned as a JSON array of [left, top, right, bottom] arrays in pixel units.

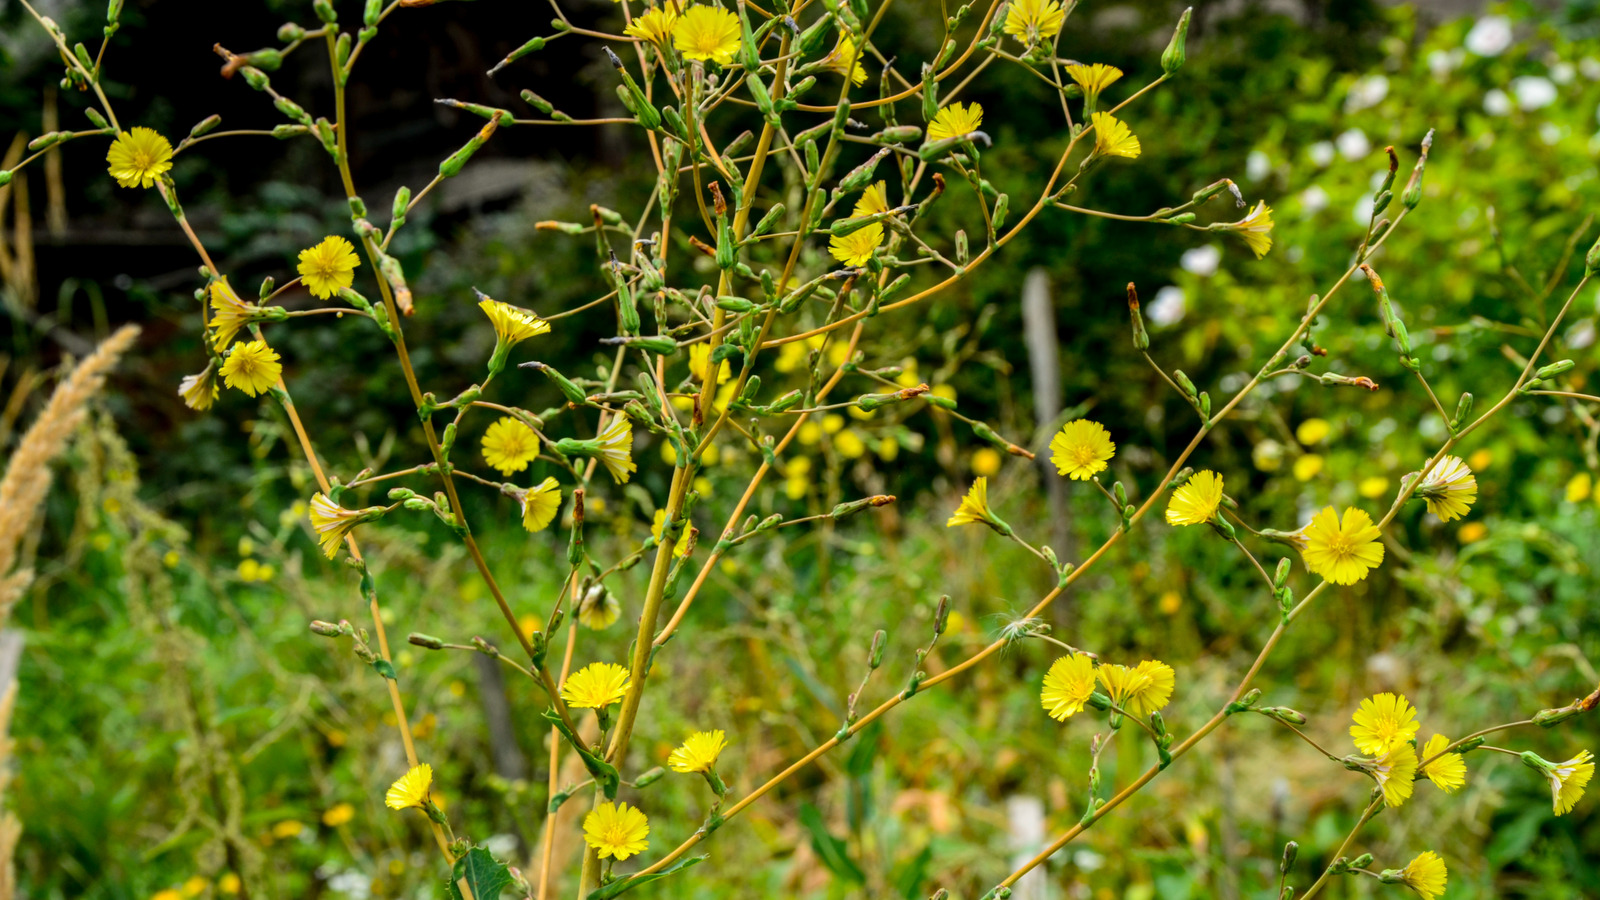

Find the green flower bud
[[1535, 359, 1575, 379], [1161, 7, 1191, 75]]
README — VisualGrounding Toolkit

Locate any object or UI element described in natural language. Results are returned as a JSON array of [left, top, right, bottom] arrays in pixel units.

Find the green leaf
[[586, 854, 708, 900], [446, 847, 512, 900], [371, 658, 397, 680], [798, 803, 865, 884]]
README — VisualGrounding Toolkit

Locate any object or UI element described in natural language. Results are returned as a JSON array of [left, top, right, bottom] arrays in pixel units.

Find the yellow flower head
[[1229, 200, 1274, 258], [1040, 653, 1097, 721], [829, 223, 884, 267], [1419, 734, 1466, 793], [832, 222, 883, 265], [384, 763, 433, 810], [825, 33, 867, 86], [520, 476, 562, 532], [1096, 660, 1175, 718], [308, 492, 371, 559], [673, 5, 741, 65], [482, 417, 540, 475], [668, 729, 728, 773], [208, 278, 262, 350], [1065, 63, 1123, 102], [322, 802, 356, 827], [625, 6, 679, 44], [1090, 111, 1141, 159], [178, 363, 220, 411], [928, 101, 984, 142], [651, 508, 693, 557], [1394, 850, 1448, 900], [297, 236, 361, 300], [583, 801, 650, 860], [1303, 506, 1384, 585], [946, 477, 997, 528], [1003, 0, 1065, 44], [106, 127, 173, 188], [853, 181, 890, 217], [595, 416, 637, 484], [689, 342, 731, 384], [1415, 455, 1477, 522], [1166, 470, 1224, 526], [1049, 419, 1115, 480], [1350, 692, 1420, 756], [561, 661, 632, 709], [479, 296, 551, 347], [1371, 744, 1418, 808], [1527, 749, 1594, 815], [577, 584, 621, 629], [219, 340, 282, 397]]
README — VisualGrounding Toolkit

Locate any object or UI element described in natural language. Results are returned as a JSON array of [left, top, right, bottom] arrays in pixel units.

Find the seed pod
[[1127, 282, 1149, 350]]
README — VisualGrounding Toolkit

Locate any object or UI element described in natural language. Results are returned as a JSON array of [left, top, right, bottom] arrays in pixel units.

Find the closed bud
[[277, 22, 306, 42], [875, 125, 923, 143], [934, 595, 950, 635], [1401, 128, 1433, 210], [1262, 706, 1307, 725], [1161, 7, 1191, 75], [1281, 841, 1298, 873], [1535, 359, 1575, 379], [84, 108, 110, 130], [1173, 369, 1197, 398], [408, 633, 445, 649], [1127, 282, 1149, 349], [189, 114, 222, 138], [1350, 853, 1374, 869], [1273, 557, 1291, 588], [313, 0, 337, 23], [1449, 392, 1473, 431], [869, 630, 886, 668], [309, 620, 343, 637]]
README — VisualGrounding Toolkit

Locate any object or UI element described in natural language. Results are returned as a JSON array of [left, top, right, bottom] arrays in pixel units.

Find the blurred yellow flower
[[1457, 521, 1488, 543], [1166, 470, 1223, 526], [972, 447, 1002, 476], [219, 340, 282, 397], [1004, 0, 1065, 43], [482, 417, 539, 475], [668, 729, 728, 772], [218, 874, 241, 894], [877, 437, 900, 461], [1294, 418, 1330, 445], [624, 6, 678, 44], [561, 662, 632, 708], [672, 5, 740, 64], [1090, 111, 1140, 159], [583, 801, 651, 860], [595, 416, 637, 484], [385, 763, 433, 810], [689, 342, 731, 384], [1302, 506, 1383, 585], [1096, 660, 1174, 718], [577, 585, 621, 629], [1350, 692, 1419, 756], [651, 508, 692, 557], [106, 127, 173, 188], [1419, 734, 1466, 793], [1040, 654, 1096, 720], [322, 802, 356, 827], [835, 429, 866, 458], [824, 33, 866, 85], [822, 413, 846, 434], [152, 890, 183, 900], [829, 223, 883, 266], [928, 101, 983, 141], [1415, 455, 1476, 521], [1230, 201, 1274, 258], [1565, 471, 1592, 503], [271, 820, 304, 839], [1049, 419, 1115, 480], [1358, 476, 1390, 499], [1467, 448, 1492, 471], [1292, 454, 1323, 482], [1158, 590, 1182, 615], [297, 235, 361, 299], [181, 876, 210, 897], [1396, 851, 1447, 900], [521, 476, 561, 532]]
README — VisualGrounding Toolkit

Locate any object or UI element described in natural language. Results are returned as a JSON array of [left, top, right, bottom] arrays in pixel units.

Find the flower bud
[[313, 0, 337, 23], [1127, 282, 1149, 350], [408, 633, 445, 649], [1161, 7, 1191, 75], [309, 620, 343, 637], [869, 630, 886, 668], [1281, 841, 1298, 873], [1448, 392, 1473, 432], [933, 595, 950, 635], [1273, 557, 1291, 588], [1535, 359, 1575, 379], [1173, 369, 1197, 398], [1401, 129, 1433, 210], [633, 766, 666, 788]]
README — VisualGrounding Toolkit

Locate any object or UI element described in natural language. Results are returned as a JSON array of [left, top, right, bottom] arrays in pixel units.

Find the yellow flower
[[668, 729, 728, 773], [322, 802, 356, 827], [1567, 471, 1593, 502], [1295, 418, 1331, 445], [651, 508, 693, 557], [208, 278, 261, 350], [1415, 455, 1476, 522], [946, 477, 994, 527], [297, 235, 361, 300], [181, 876, 210, 897], [1292, 454, 1323, 482], [928, 101, 983, 142], [482, 417, 539, 475], [825, 33, 867, 86], [385, 763, 433, 810], [853, 181, 890, 217], [625, 5, 678, 44], [1065, 63, 1122, 103], [153, 890, 183, 900], [1371, 744, 1418, 808], [1359, 476, 1390, 499], [1457, 521, 1488, 543], [689, 342, 731, 384], [1395, 850, 1448, 900], [218, 874, 241, 895], [1230, 201, 1274, 258], [583, 801, 650, 860], [561, 661, 632, 709], [829, 223, 884, 266], [479, 296, 551, 346], [1090, 111, 1141, 159], [1040, 654, 1097, 721], [178, 363, 220, 411], [1527, 749, 1594, 815], [1302, 506, 1384, 585], [1419, 734, 1466, 793], [673, 5, 741, 65], [309, 492, 367, 559], [219, 340, 282, 397], [1166, 470, 1223, 526], [1350, 693, 1420, 756], [971, 446, 1002, 477], [577, 585, 621, 629], [1096, 660, 1175, 718], [520, 476, 562, 532], [1049, 419, 1115, 480], [595, 416, 637, 484], [106, 127, 173, 188], [1004, 0, 1065, 43]]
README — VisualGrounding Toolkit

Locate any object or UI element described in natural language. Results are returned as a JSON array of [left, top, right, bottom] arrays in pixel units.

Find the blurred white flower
[[1582, 57, 1600, 80], [1483, 88, 1512, 115], [1181, 245, 1221, 277], [1511, 76, 1557, 109], [1336, 128, 1371, 159], [1301, 185, 1329, 214], [1246, 150, 1271, 182], [1550, 61, 1576, 85], [1308, 141, 1336, 167], [1565, 318, 1595, 350], [1345, 74, 1389, 113], [1465, 16, 1513, 57], [1147, 285, 1186, 326], [1351, 194, 1375, 225], [1540, 122, 1564, 145]]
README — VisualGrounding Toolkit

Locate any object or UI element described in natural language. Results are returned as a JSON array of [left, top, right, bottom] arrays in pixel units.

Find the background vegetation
[[1, 0, 1598, 898]]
